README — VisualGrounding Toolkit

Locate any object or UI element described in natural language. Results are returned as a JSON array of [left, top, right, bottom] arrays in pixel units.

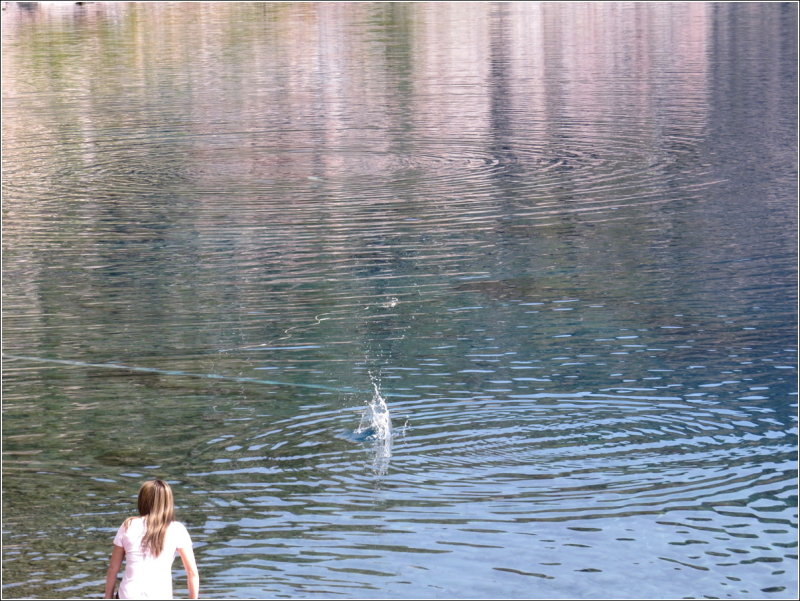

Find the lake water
[[2, 2, 797, 599]]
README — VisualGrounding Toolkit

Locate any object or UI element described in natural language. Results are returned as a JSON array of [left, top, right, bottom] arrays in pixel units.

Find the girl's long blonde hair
[[124, 479, 175, 556]]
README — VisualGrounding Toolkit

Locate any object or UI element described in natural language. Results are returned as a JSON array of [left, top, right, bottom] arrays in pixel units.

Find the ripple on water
[[180, 388, 794, 526], [4, 114, 719, 232], [165, 381, 796, 598]]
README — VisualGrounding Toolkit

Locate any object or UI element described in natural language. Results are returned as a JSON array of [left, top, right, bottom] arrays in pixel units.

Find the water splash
[[354, 375, 393, 476], [356, 376, 393, 441]]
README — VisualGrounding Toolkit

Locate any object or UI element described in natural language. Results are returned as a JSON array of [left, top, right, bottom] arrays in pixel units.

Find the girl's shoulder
[[122, 515, 144, 529], [114, 516, 144, 545], [168, 520, 188, 532], [167, 520, 193, 545]]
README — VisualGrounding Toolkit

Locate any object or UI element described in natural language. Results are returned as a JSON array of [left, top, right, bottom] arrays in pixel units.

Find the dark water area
[[2, 2, 797, 599]]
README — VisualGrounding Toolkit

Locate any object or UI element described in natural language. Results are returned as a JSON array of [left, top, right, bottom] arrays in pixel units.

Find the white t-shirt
[[113, 517, 193, 599]]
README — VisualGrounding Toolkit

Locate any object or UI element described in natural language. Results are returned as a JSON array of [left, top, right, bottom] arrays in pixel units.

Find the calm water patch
[[2, 2, 797, 599]]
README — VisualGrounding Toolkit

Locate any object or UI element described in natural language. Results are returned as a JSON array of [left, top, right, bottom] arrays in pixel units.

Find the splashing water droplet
[[355, 374, 393, 476], [356, 376, 392, 441]]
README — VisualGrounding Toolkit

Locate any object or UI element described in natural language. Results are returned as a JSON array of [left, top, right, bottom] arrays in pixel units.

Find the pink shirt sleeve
[[113, 522, 127, 547], [170, 521, 193, 549]]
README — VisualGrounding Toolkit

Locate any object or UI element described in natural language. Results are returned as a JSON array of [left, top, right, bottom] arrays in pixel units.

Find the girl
[[104, 479, 199, 599]]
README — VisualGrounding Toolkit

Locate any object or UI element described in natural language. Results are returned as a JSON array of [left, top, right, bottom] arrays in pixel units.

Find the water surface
[[2, 2, 797, 599]]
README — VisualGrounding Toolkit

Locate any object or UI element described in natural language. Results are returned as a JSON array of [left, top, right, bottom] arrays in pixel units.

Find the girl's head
[[133, 479, 175, 556], [137, 479, 175, 522]]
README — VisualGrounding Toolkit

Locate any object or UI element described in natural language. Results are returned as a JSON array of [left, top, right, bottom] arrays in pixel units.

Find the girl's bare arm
[[103, 545, 124, 599], [178, 545, 200, 599]]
